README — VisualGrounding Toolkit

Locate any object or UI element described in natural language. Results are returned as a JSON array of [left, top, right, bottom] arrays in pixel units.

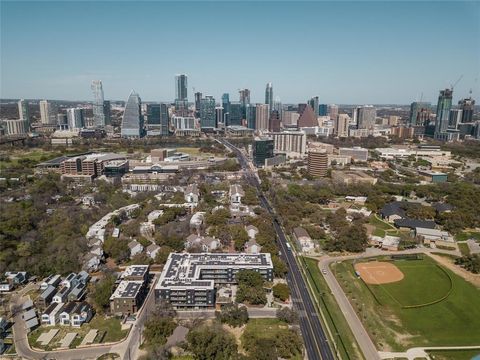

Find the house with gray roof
[[36, 285, 56, 310]]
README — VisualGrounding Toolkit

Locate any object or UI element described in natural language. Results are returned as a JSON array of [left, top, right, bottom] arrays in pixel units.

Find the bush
[[216, 304, 249, 327], [272, 283, 290, 302]]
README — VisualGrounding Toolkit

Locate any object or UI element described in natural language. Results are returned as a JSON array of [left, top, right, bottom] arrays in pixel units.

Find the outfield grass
[[455, 231, 480, 242], [428, 349, 480, 360], [332, 256, 480, 351], [302, 257, 364, 360]]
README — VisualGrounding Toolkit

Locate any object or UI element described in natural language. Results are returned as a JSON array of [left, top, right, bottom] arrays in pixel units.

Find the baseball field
[[333, 255, 480, 352]]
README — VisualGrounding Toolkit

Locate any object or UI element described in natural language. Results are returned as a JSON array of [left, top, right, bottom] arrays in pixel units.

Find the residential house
[[71, 301, 93, 327], [128, 240, 144, 258], [184, 184, 200, 205], [90, 245, 104, 257], [380, 201, 406, 222], [293, 227, 315, 252], [83, 253, 101, 271], [146, 244, 160, 260], [185, 234, 220, 252], [5, 271, 28, 285], [0, 283, 13, 292], [52, 286, 71, 304], [41, 302, 64, 326], [68, 282, 87, 301], [229, 184, 245, 206], [394, 219, 436, 230], [189, 212, 205, 230], [36, 285, 56, 310], [59, 302, 78, 326], [244, 239, 262, 254], [245, 225, 259, 240], [60, 273, 77, 288], [40, 274, 61, 290], [432, 202, 454, 214]]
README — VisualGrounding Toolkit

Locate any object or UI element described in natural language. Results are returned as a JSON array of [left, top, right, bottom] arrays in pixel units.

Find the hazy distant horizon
[[1, 1, 479, 104]]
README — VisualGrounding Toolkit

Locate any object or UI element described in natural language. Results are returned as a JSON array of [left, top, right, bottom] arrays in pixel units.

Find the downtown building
[[154, 253, 273, 309], [265, 83, 273, 112], [307, 148, 328, 177], [66, 108, 85, 130], [121, 90, 144, 138], [91, 80, 111, 127], [174, 74, 189, 117], [334, 114, 349, 137], [253, 137, 274, 167], [255, 104, 270, 131], [18, 99, 31, 128], [146, 103, 170, 136], [354, 105, 376, 129], [200, 95, 216, 129], [269, 131, 306, 157], [39, 100, 58, 125]]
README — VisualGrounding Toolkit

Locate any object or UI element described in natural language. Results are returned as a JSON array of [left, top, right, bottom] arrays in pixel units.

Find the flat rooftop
[[110, 280, 144, 299], [121, 265, 149, 279], [156, 253, 273, 291]]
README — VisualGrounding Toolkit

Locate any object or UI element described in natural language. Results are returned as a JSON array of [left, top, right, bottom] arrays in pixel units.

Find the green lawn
[[455, 231, 480, 242], [332, 256, 480, 351], [302, 257, 365, 360], [458, 242, 471, 256], [428, 349, 480, 360], [369, 215, 399, 237]]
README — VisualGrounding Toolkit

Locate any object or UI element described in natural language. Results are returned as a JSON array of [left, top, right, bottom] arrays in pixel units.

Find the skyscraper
[[434, 88, 453, 138], [307, 149, 328, 177], [265, 83, 273, 112], [335, 114, 349, 137], [255, 104, 270, 131], [308, 96, 319, 117], [175, 74, 188, 101], [246, 104, 256, 130], [194, 92, 202, 117], [66, 108, 85, 130], [200, 96, 216, 128], [215, 107, 224, 127], [228, 102, 243, 126], [222, 93, 230, 124], [356, 105, 376, 129], [319, 104, 328, 116], [147, 104, 161, 124], [39, 100, 58, 125], [18, 99, 30, 128], [253, 137, 274, 167], [121, 90, 144, 138], [409, 102, 431, 127], [91, 80, 109, 127], [458, 97, 475, 123], [269, 110, 281, 132], [146, 103, 169, 136], [448, 109, 462, 129], [239, 89, 251, 118], [329, 104, 339, 121]]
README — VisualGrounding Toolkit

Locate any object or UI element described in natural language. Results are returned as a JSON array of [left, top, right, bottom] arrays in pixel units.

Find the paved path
[[380, 345, 480, 360]]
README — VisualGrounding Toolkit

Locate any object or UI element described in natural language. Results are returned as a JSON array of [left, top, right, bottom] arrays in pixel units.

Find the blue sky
[[1, 1, 479, 104]]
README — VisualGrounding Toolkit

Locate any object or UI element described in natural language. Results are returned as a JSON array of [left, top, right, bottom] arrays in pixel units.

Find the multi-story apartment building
[[270, 131, 306, 157]]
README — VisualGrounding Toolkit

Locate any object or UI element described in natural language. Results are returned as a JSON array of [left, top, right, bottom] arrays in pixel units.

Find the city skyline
[[1, 1, 479, 103]]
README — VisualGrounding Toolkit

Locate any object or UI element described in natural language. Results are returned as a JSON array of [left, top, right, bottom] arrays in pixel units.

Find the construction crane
[[451, 75, 463, 90]]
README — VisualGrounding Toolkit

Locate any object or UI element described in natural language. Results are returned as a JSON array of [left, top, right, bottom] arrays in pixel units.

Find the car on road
[[322, 269, 327, 275]]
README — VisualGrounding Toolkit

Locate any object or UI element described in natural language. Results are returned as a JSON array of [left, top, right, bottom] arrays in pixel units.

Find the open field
[[302, 257, 364, 360], [427, 349, 480, 360], [28, 316, 127, 350], [332, 256, 480, 351], [455, 231, 480, 242], [458, 242, 471, 256]]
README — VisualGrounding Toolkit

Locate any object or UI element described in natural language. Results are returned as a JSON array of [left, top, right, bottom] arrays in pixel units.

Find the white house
[[52, 287, 70, 304], [245, 239, 262, 254], [58, 302, 77, 326], [146, 244, 160, 259], [90, 245, 104, 257], [185, 234, 220, 252], [229, 184, 245, 205], [71, 301, 93, 327], [128, 240, 144, 258], [41, 302, 64, 326], [184, 184, 200, 204], [83, 253, 101, 272]]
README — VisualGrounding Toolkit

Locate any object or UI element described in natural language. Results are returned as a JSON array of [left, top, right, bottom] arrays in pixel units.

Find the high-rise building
[[103, 101, 111, 125], [200, 96, 216, 128], [121, 90, 144, 138], [434, 88, 453, 138], [409, 102, 431, 127], [255, 104, 270, 131], [246, 104, 256, 129], [448, 109, 462, 129], [273, 97, 282, 113], [174, 99, 189, 117], [194, 92, 202, 117], [39, 100, 58, 125], [335, 114, 349, 137], [228, 102, 243, 126], [57, 114, 68, 127], [271, 131, 306, 156], [18, 99, 30, 128], [329, 104, 339, 121], [265, 83, 273, 112], [172, 115, 195, 130], [307, 149, 328, 177], [319, 104, 328, 116], [91, 80, 109, 127], [215, 107, 224, 127], [253, 137, 274, 167], [308, 96, 319, 117], [298, 103, 307, 115], [67, 108, 85, 130], [356, 105, 376, 129], [146, 103, 169, 136], [222, 93, 230, 124], [269, 111, 281, 132], [147, 104, 161, 124], [458, 97, 475, 123], [239, 89, 250, 106], [282, 110, 300, 127], [298, 105, 317, 128], [175, 74, 188, 101]]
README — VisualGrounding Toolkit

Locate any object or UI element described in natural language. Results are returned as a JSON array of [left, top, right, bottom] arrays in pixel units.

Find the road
[[219, 138, 335, 360], [11, 275, 159, 360]]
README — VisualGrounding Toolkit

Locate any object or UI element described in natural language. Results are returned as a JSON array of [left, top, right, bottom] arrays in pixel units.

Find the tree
[[103, 237, 129, 262], [236, 271, 267, 305], [155, 246, 173, 265], [236, 270, 264, 287], [186, 324, 238, 360], [455, 255, 480, 274], [272, 283, 290, 302], [205, 208, 231, 227], [143, 317, 176, 347], [91, 274, 115, 313], [272, 255, 288, 278], [276, 307, 298, 324], [215, 304, 249, 327], [232, 225, 249, 251]]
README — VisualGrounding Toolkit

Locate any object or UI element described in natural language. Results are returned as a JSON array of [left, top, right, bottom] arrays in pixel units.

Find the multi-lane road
[[219, 138, 335, 360]]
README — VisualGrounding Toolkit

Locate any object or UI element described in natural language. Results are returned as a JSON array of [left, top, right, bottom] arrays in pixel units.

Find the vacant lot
[[333, 256, 480, 351], [428, 349, 480, 360]]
